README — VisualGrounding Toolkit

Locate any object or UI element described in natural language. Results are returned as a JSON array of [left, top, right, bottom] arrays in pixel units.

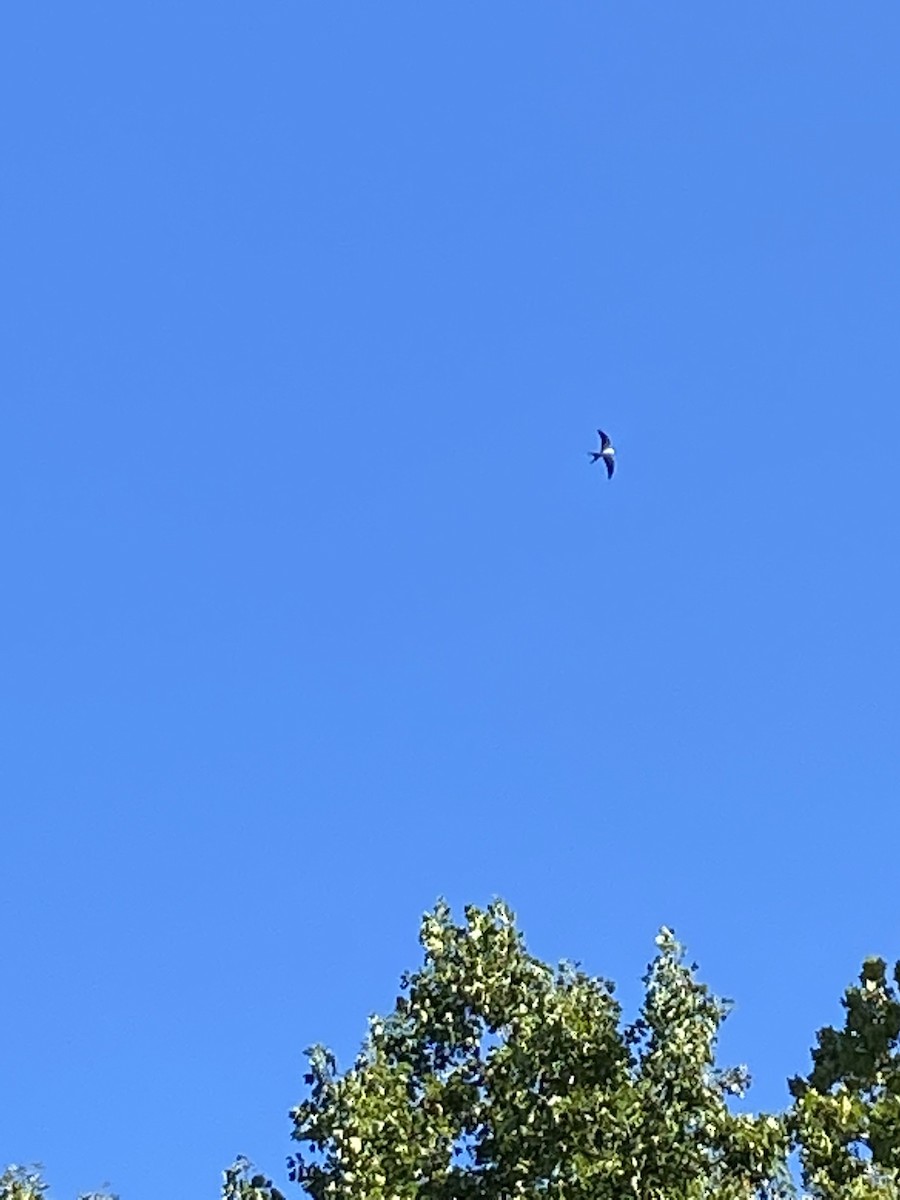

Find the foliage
[[288, 900, 790, 1199], [7, 902, 900, 1199], [0, 1166, 117, 1200], [790, 956, 900, 1199], [223, 1157, 285, 1200], [0, 1167, 46, 1200]]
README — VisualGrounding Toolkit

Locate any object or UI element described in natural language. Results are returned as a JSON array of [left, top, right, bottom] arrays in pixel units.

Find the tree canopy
[[5, 900, 900, 1199], [287, 900, 788, 1200], [790, 954, 900, 1198]]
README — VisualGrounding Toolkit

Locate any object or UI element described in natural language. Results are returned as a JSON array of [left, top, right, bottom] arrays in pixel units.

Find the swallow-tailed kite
[[589, 429, 616, 479]]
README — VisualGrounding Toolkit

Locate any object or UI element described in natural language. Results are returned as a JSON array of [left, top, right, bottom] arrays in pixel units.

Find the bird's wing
[[604, 455, 615, 479], [597, 429, 611, 450]]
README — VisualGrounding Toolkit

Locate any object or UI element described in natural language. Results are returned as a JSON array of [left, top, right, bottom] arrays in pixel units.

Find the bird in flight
[[589, 429, 616, 479]]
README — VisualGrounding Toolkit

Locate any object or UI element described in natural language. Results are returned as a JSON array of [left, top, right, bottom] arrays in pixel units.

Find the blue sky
[[3, 4, 900, 1196]]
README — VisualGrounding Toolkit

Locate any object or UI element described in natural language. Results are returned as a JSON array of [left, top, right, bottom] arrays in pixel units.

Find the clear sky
[[3, 5, 900, 1197]]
